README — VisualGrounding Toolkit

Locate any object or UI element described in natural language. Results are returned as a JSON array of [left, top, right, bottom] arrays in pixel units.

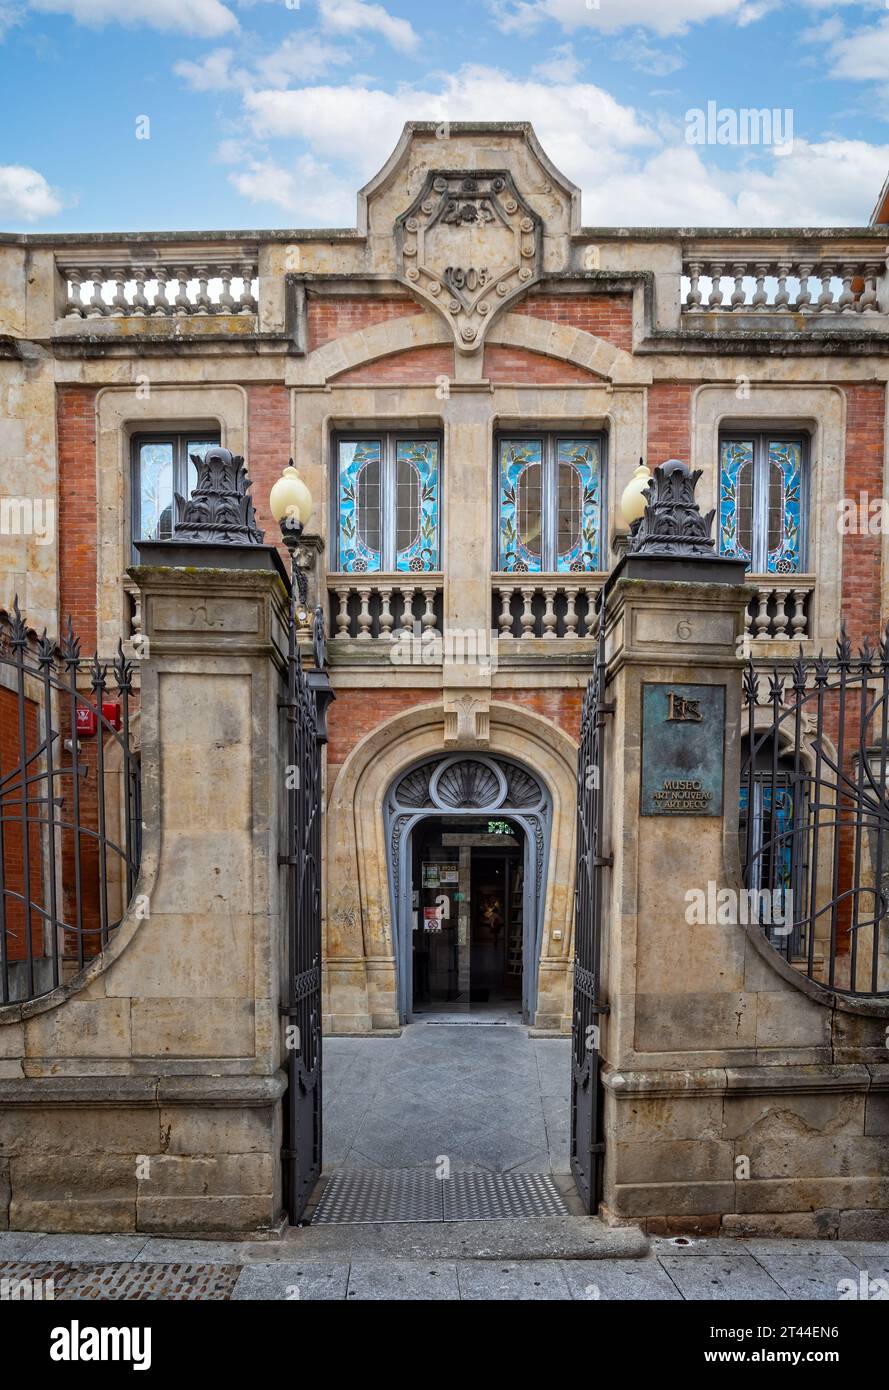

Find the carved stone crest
[[395, 170, 542, 353]]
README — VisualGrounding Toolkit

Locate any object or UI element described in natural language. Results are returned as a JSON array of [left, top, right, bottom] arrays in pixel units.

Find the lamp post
[[269, 460, 314, 627], [269, 460, 333, 740]]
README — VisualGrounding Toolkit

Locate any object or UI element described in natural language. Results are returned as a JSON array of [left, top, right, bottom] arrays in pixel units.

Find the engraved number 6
[[677, 620, 692, 640]]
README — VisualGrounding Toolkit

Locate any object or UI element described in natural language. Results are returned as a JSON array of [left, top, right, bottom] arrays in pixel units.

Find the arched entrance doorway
[[385, 754, 552, 1023]]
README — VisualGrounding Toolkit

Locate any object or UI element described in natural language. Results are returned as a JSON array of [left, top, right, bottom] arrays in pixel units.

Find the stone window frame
[[717, 428, 810, 574], [691, 385, 845, 654], [329, 427, 444, 574], [94, 385, 247, 658], [492, 428, 608, 574], [130, 429, 221, 561]]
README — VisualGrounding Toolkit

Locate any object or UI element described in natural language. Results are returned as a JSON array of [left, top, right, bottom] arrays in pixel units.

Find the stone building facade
[[1, 123, 888, 1236]]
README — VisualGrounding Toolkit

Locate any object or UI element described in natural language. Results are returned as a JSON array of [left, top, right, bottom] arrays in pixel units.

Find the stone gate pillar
[[598, 462, 888, 1239], [0, 556, 291, 1236]]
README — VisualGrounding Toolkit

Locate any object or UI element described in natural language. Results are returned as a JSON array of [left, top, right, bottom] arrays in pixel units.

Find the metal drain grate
[[312, 1168, 440, 1224], [312, 1169, 568, 1224], [442, 1171, 567, 1221]]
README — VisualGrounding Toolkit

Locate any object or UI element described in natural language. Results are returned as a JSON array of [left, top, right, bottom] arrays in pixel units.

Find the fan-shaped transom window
[[336, 433, 440, 574], [392, 756, 547, 814], [719, 432, 807, 574], [497, 434, 604, 573]]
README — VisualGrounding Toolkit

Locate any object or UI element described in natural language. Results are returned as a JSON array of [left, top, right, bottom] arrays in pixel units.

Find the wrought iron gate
[[280, 601, 328, 1224], [570, 609, 613, 1213]]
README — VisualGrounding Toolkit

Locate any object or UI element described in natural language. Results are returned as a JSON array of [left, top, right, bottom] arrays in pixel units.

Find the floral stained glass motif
[[719, 436, 804, 574], [556, 438, 602, 572], [767, 440, 802, 574], [395, 440, 440, 572], [718, 439, 753, 566], [498, 439, 544, 573], [338, 440, 383, 574]]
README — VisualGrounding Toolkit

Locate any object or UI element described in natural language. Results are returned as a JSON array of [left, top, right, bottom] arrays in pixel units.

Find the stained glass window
[[719, 434, 805, 574], [497, 435, 603, 572], [336, 435, 439, 573], [132, 434, 218, 554]]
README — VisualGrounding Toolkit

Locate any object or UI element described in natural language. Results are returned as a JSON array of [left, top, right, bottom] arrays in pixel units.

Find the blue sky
[[1, 0, 888, 231]]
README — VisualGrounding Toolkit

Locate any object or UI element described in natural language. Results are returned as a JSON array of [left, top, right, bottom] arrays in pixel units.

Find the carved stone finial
[[627, 459, 716, 560], [172, 446, 265, 546]]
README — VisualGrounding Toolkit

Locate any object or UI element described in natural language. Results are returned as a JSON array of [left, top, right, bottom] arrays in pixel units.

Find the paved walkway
[[1, 1231, 887, 1300], [324, 1020, 571, 1174]]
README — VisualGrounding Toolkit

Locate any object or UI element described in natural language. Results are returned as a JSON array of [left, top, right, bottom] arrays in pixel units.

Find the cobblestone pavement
[[2, 1233, 888, 1301]]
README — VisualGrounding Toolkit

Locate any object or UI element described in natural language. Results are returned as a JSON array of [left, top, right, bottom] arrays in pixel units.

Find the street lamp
[[619, 458, 652, 530], [269, 460, 314, 622]]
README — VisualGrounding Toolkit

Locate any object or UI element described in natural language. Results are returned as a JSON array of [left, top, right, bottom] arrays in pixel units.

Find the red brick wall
[[840, 384, 884, 644], [647, 383, 691, 467], [0, 688, 42, 964], [57, 386, 98, 648], [513, 293, 633, 353], [331, 345, 454, 385], [499, 690, 583, 740], [484, 346, 597, 385], [327, 689, 434, 770], [246, 384, 290, 565], [307, 296, 424, 351]]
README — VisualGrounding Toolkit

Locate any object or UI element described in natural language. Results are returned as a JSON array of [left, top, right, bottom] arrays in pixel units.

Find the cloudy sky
[[0, 0, 888, 230]]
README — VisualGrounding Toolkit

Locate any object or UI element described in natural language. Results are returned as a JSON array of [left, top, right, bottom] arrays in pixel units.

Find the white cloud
[[531, 42, 583, 83], [832, 16, 889, 82], [243, 64, 656, 182], [489, 0, 770, 39], [226, 152, 356, 223], [612, 33, 684, 76], [0, 2, 25, 39], [0, 164, 63, 221], [28, 0, 238, 38], [231, 63, 889, 228], [317, 0, 419, 53], [174, 46, 242, 91]]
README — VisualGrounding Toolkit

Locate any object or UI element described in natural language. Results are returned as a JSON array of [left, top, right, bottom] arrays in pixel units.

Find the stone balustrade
[[60, 257, 258, 319], [744, 575, 815, 641], [682, 251, 887, 316], [493, 574, 605, 640], [329, 574, 443, 641]]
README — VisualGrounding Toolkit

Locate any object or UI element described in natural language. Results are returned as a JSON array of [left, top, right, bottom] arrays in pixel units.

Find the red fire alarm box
[[74, 702, 121, 737], [102, 701, 122, 731], [75, 706, 97, 737]]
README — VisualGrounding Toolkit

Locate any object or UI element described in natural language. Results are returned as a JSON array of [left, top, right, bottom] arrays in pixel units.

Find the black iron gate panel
[[741, 630, 889, 998], [279, 604, 324, 1224], [570, 610, 613, 1214]]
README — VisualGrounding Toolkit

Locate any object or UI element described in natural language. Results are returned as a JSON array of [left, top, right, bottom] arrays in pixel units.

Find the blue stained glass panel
[[556, 438, 602, 572], [498, 438, 543, 572], [719, 439, 753, 564], [767, 440, 802, 574], [338, 440, 382, 574], [395, 440, 439, 572]]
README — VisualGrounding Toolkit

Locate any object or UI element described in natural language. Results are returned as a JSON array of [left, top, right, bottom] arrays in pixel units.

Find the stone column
[[1, 565, 291, 1235], [597, 465, 888, 1238]]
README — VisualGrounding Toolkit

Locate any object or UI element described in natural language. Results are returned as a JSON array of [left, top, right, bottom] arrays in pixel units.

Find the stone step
[[273, 1216, 648, 1262]]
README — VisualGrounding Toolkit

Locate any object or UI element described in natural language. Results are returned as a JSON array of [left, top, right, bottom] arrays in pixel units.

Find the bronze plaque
[[640, 682, 725, 817]]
